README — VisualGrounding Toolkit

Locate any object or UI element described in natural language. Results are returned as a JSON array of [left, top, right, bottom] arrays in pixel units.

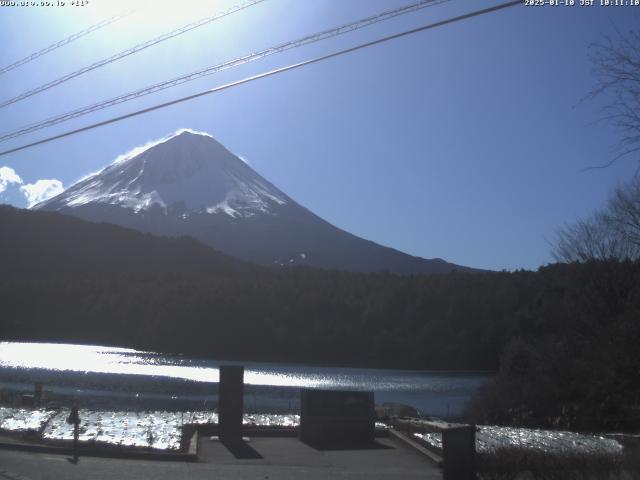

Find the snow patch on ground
[[414, 426, 624, 455], [0, 407, 299, 452]]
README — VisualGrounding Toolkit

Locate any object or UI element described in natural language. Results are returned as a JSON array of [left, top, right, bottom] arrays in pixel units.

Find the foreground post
[[34, 382, 43, 408], [442, 425, 475, 480], [66, 405, 80, 464], [218, 365, 244, 440]]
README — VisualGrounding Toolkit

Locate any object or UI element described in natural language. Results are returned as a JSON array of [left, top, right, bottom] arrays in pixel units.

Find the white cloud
[[238, 154, 251, 165], [0, 166, 23, 193], [0, 166, 64, 209], [20, 179, 64, 208]]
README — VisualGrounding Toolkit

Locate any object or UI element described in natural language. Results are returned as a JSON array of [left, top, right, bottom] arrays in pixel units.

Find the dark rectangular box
[[300, 389, 374, 445]]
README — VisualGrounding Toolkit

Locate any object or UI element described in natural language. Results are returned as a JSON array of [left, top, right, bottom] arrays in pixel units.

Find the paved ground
[[0, 436, 442, 479]]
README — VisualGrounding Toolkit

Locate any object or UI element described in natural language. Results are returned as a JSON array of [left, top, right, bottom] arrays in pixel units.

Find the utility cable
[[0, 0, 522, 158], [0, 0, 265, 109], [0, 0, 450, 143], [0, 9, 134, 76]]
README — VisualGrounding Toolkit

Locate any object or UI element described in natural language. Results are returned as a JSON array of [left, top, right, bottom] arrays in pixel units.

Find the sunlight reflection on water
[[0, 342, 217, 383], [0, 342, 488, 392]]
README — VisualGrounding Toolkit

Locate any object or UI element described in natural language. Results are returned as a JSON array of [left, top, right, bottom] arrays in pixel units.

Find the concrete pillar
[[218, 365, 244, 440], [442, 425, 476, 480]]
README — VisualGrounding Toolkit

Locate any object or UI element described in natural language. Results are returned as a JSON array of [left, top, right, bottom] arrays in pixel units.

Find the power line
[[0, 10, 134, 76], [0, 0, 521, 158], [0, 0, 265, 110], [0, 0, 450, 143]]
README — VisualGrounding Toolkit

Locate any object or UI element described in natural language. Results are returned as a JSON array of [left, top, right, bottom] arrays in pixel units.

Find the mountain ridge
[[37, 129, 475, 274]]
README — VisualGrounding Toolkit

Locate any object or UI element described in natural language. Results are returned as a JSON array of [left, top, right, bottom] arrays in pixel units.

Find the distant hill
[[37, 129, 472, 275], [0, 204, 503, 369], [0, 204, 252, 281]]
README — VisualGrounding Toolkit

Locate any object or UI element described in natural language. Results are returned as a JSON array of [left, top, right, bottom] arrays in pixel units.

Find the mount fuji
[[37, 129, 469, 274]]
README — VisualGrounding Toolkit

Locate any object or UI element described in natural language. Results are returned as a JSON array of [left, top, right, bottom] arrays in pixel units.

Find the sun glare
[[84, 0, 221, 31]]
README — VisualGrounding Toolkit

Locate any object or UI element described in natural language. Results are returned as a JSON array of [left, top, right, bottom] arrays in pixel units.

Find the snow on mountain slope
[[40, 129, 287, 218]]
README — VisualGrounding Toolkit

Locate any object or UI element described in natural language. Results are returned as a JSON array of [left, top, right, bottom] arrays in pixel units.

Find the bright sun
[[84, 0, 221, 31]]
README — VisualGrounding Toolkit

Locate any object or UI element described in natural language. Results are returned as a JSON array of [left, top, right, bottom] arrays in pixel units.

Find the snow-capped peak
[[112, 128, 213, 165], [37, 129, 287, 217]]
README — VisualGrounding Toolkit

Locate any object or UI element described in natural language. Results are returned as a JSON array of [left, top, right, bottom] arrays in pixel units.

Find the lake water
[[0, 342, 492, 419], [0, 343, 625, 457]]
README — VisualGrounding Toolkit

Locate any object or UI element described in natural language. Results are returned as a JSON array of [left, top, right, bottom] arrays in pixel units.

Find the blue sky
[[0, 0, 638, 271]]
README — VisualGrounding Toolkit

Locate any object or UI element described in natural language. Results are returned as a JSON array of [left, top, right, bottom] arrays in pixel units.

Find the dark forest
[[1, 205, 639, 431]]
